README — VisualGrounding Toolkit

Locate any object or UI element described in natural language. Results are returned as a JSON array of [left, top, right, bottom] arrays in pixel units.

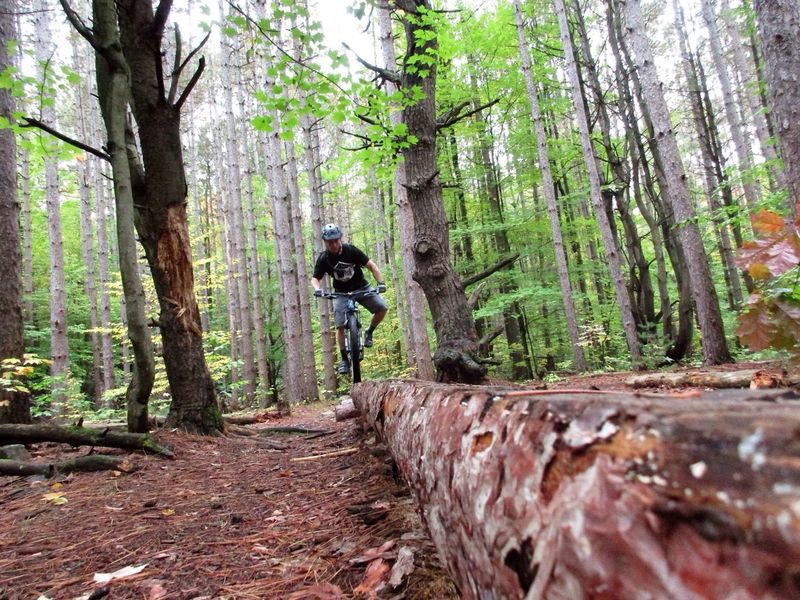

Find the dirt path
[[0, 405, 456, 599]]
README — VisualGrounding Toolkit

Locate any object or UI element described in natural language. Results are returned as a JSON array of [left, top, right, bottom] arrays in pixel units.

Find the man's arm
[[311, 276, 323, 293], [365, 260, 384, 285]]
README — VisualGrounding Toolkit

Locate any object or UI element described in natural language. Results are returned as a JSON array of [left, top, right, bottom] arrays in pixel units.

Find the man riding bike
[[310, 224, 388, 374]]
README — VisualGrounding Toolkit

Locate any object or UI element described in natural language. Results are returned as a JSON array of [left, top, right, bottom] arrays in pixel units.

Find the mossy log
[[0, 424, 173, 457], [352, 380, 800, 599], [0, 454, 137, 476]]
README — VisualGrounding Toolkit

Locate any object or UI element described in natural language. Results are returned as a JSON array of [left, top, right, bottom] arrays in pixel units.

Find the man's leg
[[336, 326, 349, 373], [334, 299, 349, 374], [361, 294, 389, 347]]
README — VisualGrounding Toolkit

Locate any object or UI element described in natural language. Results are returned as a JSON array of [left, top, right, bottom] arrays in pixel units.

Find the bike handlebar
[[315, 288, 382, 300]]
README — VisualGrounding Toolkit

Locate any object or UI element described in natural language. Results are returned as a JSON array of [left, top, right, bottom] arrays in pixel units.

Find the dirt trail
[[0, 405, 456, 599]]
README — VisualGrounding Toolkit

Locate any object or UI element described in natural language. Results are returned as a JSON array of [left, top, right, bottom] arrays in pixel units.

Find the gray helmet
[[321, 223, 342, 240]]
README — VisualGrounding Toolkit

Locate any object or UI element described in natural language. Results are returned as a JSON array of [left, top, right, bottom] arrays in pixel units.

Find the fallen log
[[0, 424, 173, 457], [624, 368, 792, 389], [335, 396, 359, 421], [352, 380, 800, 599], [0, 455, 137, 477]]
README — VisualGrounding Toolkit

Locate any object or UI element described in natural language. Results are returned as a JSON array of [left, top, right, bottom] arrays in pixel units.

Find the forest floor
[[0, 359, 791, 600]]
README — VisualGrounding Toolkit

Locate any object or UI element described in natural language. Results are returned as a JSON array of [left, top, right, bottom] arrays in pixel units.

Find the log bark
[[335, 397, 359, 422], [352, 379, 800, 599], [0, 455, 136, 477], [0, 424, 172, 457]]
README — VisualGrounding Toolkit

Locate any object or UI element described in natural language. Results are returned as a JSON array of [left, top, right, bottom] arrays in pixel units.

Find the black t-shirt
[[313, 244, 370, 292]]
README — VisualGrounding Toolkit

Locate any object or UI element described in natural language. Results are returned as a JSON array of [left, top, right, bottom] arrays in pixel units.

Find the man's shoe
[[338, 359, 350, 374], [363, 329, 373, 348]]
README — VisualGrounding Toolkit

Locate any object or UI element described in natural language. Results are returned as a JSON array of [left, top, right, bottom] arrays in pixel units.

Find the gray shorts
[[334, 287, 388, 327]]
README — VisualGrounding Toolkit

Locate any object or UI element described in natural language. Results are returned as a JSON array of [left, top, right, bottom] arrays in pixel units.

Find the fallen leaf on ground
[[353, 558, 390, 597], [388, 546, 415, 588], [93, 563, 148, 583], [349, 540, 396, 565]]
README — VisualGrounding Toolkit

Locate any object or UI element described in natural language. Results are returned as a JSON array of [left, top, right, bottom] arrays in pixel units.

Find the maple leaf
[[751, 209, 786, 235]]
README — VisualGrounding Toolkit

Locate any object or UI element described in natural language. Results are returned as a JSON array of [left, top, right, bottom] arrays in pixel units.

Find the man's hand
[[314, 289, 324, 298], [377, 282, 387, 293]]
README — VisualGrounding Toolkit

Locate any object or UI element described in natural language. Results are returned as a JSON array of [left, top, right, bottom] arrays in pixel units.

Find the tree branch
[[467, 281, 487, 310], [174, 56, 205, 112], [342, 42, 401, 84], [478, 323, 505, 351], [437, 98, 500, 130], [59, 0, 103, 55], [462, 253, 520, 288], [167, 25, 182, 105], [150, 0, 172, 39], [21, 117, 110, 161], [174, 31, 210, 84]]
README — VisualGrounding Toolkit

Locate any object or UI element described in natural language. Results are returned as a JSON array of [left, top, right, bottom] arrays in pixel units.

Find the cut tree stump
[[0, 424, 173, 457], [352, 380, 800, 599], [0, 454, 137, 477]]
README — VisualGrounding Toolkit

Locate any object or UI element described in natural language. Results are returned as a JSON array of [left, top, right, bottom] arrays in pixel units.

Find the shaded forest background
[[0, 0, 798, 427]]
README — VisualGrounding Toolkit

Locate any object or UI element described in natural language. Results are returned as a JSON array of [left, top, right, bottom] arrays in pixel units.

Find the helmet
[[321, 223, 342, 240]]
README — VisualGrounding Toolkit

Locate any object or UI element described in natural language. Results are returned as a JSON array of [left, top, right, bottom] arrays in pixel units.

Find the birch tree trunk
[[34, 0, 69, 409], [700, 0, 760, 211], [219, 15, 255, 404], [554, 0, 641, 367], [621, 0, 731, 365], [513, 0, 586, 373], [753, 0, 800, 216], [0, 0, 28, 424], [378, 0, 434, 380]]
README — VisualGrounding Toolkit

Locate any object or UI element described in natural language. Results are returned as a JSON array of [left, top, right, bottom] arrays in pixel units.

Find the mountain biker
[[311, 224, 388, 374]]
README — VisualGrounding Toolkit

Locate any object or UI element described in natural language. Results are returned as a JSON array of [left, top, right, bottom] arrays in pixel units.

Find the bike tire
[[347, 313, 362, 383]]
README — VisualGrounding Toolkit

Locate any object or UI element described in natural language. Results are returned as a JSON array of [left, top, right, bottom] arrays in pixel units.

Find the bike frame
[[318, 288, 379, 383]]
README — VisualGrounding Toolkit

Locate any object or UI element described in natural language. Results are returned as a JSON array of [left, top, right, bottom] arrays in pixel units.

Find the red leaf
[[736, 295, 775, 351], [751, 209, 786, 235], [736, 232, 800, 277]]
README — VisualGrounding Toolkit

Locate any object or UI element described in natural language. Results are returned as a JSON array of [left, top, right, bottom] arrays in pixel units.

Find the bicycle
[[317, 288, 381, 383]]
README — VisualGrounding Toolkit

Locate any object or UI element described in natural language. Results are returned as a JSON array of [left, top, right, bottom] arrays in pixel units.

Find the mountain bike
[[318, 288, 380, 383]]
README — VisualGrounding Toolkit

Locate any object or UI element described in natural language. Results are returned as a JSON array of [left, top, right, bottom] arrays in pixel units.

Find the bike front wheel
[[347, 313, 361, 383]]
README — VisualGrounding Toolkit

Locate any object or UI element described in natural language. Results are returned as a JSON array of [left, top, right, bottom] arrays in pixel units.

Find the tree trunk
[[219, 12, 256, 403], [753, 0, 800, 216], [0, 0, 27, 425], [555, 0, 642, 367], [352, 379, 800, 599], [396, 0, 484, 384], [720, 0, 784, 190], [71, 33, 102, 406], [621, 0, 732, 365], [74, 0, 158, 433], [116, 0, 221, 434], [94, 164, 116, 394], [514, 0, 586, 373], [674, 0, 743, 311], [304, 117, 337, 398], [378, 0, 434, 380], [34, 0, 69, 410], [0, 455, 138, 477]]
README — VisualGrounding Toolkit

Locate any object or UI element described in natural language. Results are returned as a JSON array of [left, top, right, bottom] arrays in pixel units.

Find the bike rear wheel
[[347, 313, 361, 383]]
